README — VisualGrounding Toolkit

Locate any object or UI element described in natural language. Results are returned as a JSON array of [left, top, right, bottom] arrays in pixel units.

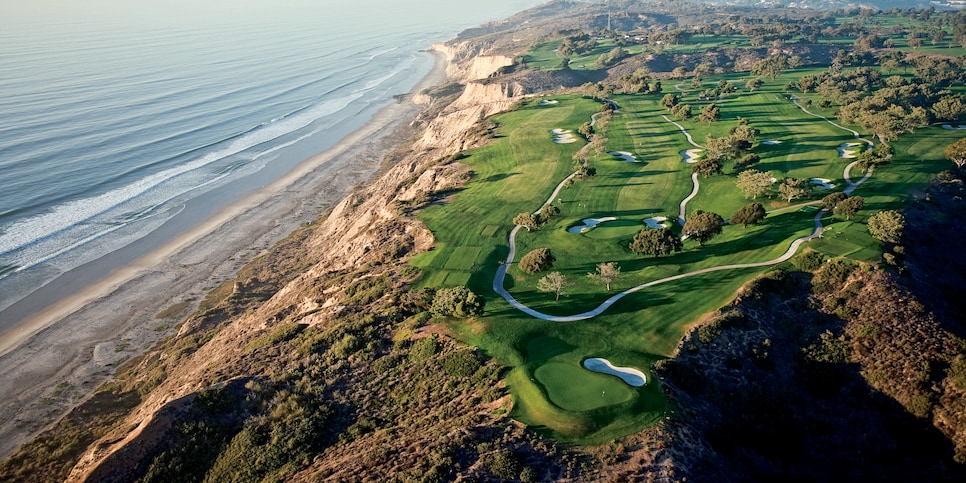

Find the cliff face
[[64, 37, 531, 482]]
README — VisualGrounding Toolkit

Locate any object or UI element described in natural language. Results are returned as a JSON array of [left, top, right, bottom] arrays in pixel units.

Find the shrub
[[439, 350, 482, 378], [344, 275, 392, 305], [430, 286, 485, 318], [518, 247, 555, 274], [486, 450, 521, 479], [793, 251, 825, 272]]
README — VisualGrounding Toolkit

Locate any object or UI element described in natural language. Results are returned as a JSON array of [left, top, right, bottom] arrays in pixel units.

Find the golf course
[[410, 59, 961, 443]]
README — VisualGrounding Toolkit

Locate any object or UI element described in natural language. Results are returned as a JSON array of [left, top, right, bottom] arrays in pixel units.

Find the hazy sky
[[1, 0, 548, 29]]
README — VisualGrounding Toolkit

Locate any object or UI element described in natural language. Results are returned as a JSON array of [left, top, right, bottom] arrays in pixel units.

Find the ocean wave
[[0, 89, 367, 259]]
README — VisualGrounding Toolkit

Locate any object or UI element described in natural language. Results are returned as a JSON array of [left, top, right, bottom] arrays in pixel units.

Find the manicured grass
[[412, 68, 957, 443], [522, 39, 646, 72]]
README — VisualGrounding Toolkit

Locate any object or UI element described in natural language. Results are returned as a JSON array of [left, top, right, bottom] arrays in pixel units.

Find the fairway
[[413, 65, 956, 443]]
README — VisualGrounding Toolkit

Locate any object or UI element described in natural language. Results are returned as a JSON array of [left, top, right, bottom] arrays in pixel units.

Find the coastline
[[0, 48, 450, 459]]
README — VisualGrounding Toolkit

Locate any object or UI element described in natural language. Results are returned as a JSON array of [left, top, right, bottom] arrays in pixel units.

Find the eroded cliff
[[61, 36, 540, 483]]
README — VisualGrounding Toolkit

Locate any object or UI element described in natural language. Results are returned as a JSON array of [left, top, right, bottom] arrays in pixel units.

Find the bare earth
[[0, 54, 448, 459]]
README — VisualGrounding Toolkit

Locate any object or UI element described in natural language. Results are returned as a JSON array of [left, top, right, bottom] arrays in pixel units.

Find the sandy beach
[[0, 51, 449, 459]]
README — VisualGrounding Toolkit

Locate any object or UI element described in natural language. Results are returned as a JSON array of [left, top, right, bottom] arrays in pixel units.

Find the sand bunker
[[539, 99, 559, 105], [942, 124, 966, 130], [583, 358, 646, 387], [568, 217, 617, 233], [643, 216, 669, 228], [551, 128, 577, 144], [680, 148, 702, 163], [762, 140, 782, 145], [810, 177, 836, 189], [838, 142, 862, 158], [609, 151, 639, 162]]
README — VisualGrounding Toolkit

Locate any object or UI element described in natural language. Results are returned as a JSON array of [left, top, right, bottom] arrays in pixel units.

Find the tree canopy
[[537, 272, 570, 302], [778, 178, 811, 203], [945, 138, 966, 168], [737, 169, 773, 199], [630, 228, 682, 257], [868, 210, 905, 244], [683, 211, 724, 246], [518, 247, 555, 274], [587, 262, 621, 290], [731, 203, 767, 228], [834, 196, 864, 220]]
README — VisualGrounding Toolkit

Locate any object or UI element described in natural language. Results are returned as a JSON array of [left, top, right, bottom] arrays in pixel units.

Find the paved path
[[492, 107, 874, 321], [660, 115, 705, 226]]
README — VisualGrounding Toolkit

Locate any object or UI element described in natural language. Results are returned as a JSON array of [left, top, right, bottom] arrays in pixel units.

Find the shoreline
[[0, 48, 449, 459]]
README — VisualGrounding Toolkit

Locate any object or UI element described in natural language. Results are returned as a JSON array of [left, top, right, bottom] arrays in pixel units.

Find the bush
[[793, 251, 825, 272], [697, 320, 722, 344], [430, 286, 485, 318], [518, 248, 555, 274], [344, 275, 392, 305], [439, 350, 482, 378], [486, 450, 521, 479]]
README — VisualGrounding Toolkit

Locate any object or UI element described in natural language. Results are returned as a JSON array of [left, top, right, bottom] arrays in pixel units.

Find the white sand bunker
[[681, 148, 703, 163], [609, 151, 639, 162], [568, 216, 616, 233], [551, 128, 577, 144], [942, 124, 966, 130], [762, 140, 782, 145], [583, 358, 646, 387], [643, 216, 669, 228], [539, 99, 559, 105], [811, 178, 836, 189], [838, 142, 862, 158]]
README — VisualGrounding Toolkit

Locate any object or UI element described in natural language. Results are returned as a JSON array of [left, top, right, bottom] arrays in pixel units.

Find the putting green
[[534, 361, 636, 411], [582, 218, 641, 239]]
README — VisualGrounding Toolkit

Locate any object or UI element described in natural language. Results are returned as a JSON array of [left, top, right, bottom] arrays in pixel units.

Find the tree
[[692, 157, 723, 177], [629, 228, 682, 257], [430, 286, 485, 318], [821, 192, 848, 211], [751, 55, 788, 80], [519, 248, 555, 274], [682, 210, 724, 246], [698, 103, 721, 125], [778, 178, 811, 203], [513, 212, 539, 232], [660, 93, 679, 110], [671, 103, 692, 120], [931, 95, 966, 122], [736, 169, 773, 199], [537, 271, 570, 302], [868, 210, 905, 244], [729, 119, 759, 150], [731, 203, 767, 228], [945, 138, 966, 168], [704, 134, 743, 163], [538, 204, 560, 222], [833, 195, 864, 220], [746, 78, 763, 92], [587, 262, 621, 290]]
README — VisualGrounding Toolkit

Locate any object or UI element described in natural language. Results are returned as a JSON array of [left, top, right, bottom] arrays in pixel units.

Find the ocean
[[0, 0, 542, 323]]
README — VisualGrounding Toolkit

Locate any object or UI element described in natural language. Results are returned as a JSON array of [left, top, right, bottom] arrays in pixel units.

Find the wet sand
[[0, 50, 448, 459]]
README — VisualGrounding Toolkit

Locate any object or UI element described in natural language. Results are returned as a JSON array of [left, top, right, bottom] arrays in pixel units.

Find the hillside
[[3, 2, 966, 482]]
